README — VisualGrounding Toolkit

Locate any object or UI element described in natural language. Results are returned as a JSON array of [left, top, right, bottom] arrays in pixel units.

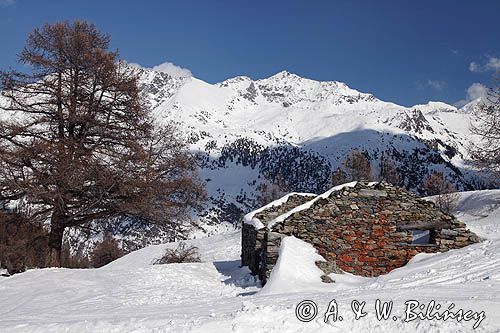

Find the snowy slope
[[451, 190, 500, 240], [0, 189, 499, 332]]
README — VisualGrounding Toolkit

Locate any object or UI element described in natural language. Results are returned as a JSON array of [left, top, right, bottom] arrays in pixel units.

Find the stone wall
[[241, 194, 316, 276], [242, 181, 480, 284]]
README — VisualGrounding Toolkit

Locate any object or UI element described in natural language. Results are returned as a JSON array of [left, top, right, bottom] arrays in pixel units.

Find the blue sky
[[0, 0, 499, 106]]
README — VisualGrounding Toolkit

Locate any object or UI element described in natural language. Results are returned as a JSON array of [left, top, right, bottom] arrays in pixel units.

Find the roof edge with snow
[[243, 192, 317, 229], [267, 181, 379, 229]]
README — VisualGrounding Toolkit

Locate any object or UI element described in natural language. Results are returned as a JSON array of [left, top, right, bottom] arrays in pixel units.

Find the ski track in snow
[[1, 190, 499, 332]]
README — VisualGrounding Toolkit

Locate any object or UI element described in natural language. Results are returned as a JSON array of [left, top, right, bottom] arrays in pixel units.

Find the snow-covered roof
[[244, 181, 385, 230], [268, 181, 378, 229], [243, 192, 316, 229]]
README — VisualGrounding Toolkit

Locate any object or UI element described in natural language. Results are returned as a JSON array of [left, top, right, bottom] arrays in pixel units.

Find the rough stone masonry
[[241, 181, 479, 284]]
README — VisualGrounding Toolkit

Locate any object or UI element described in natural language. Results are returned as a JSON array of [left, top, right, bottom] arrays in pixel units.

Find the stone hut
[[241, 181, 479, 284]]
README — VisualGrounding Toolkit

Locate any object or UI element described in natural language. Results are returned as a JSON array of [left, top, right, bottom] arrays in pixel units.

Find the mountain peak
[[411, 101, 458, 114], [217, 75, 253, 88], [268, 70, 303, 80], [459, 97, 486, 114]]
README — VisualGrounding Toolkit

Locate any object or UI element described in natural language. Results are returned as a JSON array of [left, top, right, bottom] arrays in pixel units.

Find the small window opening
[[411, 230, 431, 245]]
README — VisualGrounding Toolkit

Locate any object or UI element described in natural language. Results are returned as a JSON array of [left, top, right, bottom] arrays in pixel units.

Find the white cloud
[[466, 82, 488, 100], [454, 82, 489, 107], [152, 62, 192, 78], [485, 56, 500, 71], [426, 80, 445, 91], [0, 0, 16, 5], [128, 61, 192, 78], [469, 56, 500, 73], [469, 62, 481, 73], [416, 79, 446, 91]]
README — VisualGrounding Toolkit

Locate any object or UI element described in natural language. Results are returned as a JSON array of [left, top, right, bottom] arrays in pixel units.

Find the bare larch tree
[[422, 171, 459, 214], [256, 175, 288, 206], [470, 75, 500, 182], [0, 21, 205, 267], [379, 150, 402, 186], [343, 150, 373, 181], [330, 168, 349, 187]]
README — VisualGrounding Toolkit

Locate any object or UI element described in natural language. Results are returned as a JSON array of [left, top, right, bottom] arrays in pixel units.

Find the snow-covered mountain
[[0, 66, 490, 251], [125, 67, 488, 239]]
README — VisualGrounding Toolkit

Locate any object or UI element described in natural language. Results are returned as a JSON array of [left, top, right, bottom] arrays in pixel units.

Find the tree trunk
[[48, 219, 65, 267]]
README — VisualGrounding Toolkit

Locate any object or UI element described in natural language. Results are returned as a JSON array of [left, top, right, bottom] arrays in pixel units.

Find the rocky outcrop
[[242, 181, 480, 284]]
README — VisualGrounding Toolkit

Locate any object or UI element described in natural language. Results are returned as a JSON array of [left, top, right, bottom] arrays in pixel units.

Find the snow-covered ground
[[1, 190, 499, 332]]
